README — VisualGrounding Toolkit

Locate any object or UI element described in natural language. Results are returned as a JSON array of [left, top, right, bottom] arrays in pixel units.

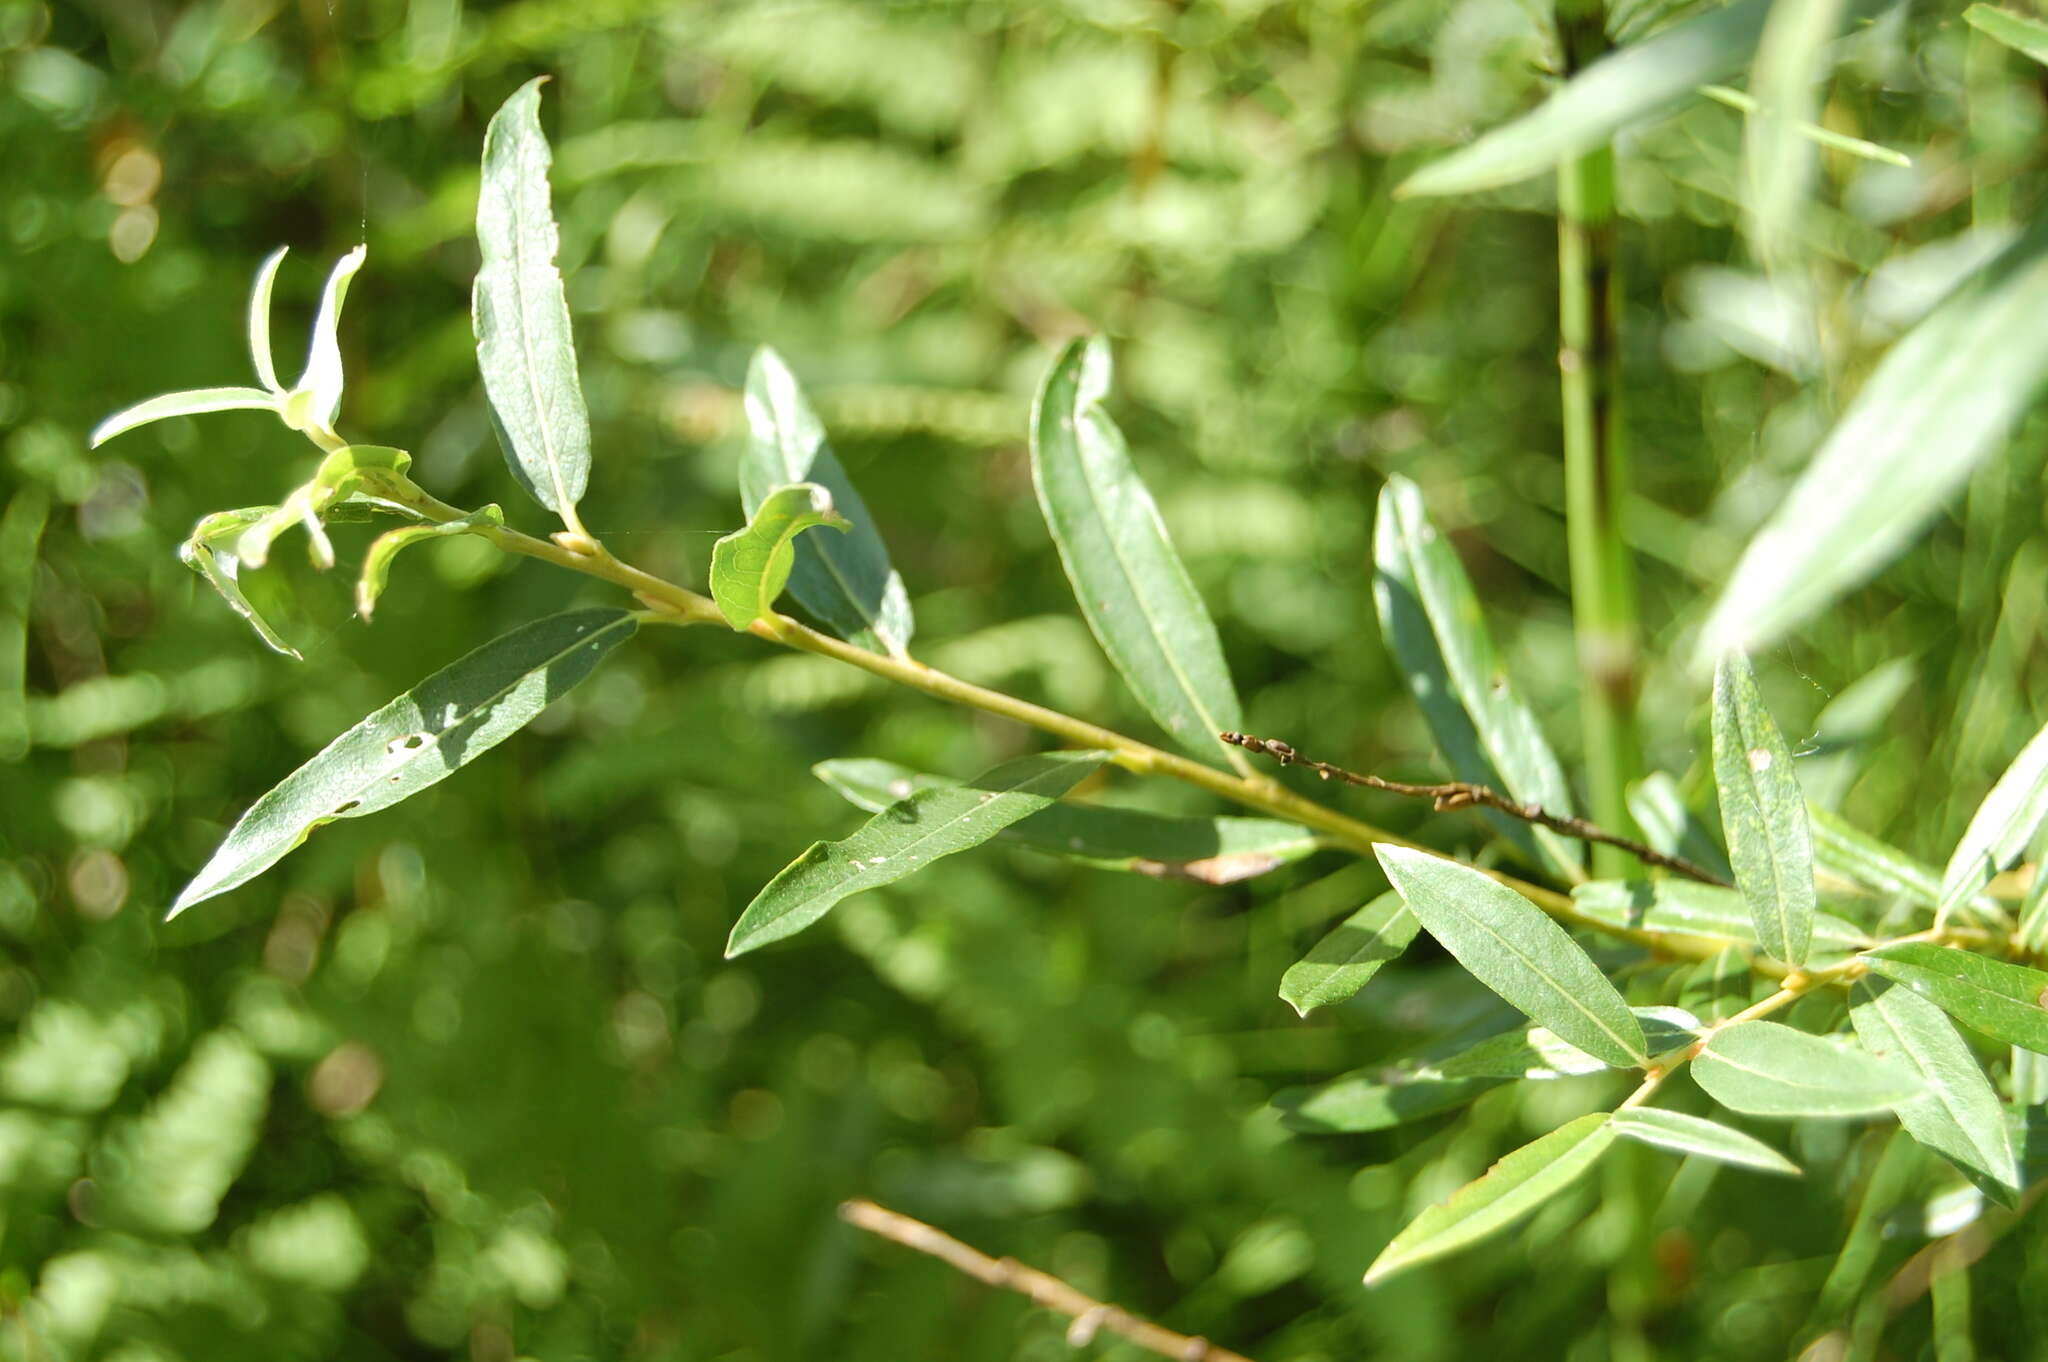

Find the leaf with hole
[[1850, 979, 2020, 1201], [1375, 845, 1646, 1068], [1029, 339, 1244, 768], [171, 608, 637, 917], [1863, 943, 2048, 1055], [1609, 1108, 1801, 1176], [727, 750, 1109, 957], [1692, 1021, 1923, 1117], [1713, 652, 1815, 966], [711, 483, 850, 632]]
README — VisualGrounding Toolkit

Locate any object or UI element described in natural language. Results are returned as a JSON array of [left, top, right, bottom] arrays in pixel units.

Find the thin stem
[[1220, 731, 1729, 887], [1557, 0, 1643, 879], [840, 1199, 1256, 1362]]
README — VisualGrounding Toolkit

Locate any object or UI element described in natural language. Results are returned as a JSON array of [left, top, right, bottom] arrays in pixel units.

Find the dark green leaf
[[1863, 943, 2048, 1054], [1713, 652, 1815, 966], [474, 77, 591, 519], [741, 347, 914, 656], [1850, 979, 2021, 1200], [710, 482, 849, 632], [1610, 1108, 1802, 1176], [172, 609, 637, 917], [1362, 1113, 1615, 1284], [1375, 846, 1646, 1068], [1692, 1021, 1923, 1117], [1373, 476, 1580, 878], [1280, 892, 1420, 1017], [1028, 339, 1244, 767], [727, 750, 1108, 957]]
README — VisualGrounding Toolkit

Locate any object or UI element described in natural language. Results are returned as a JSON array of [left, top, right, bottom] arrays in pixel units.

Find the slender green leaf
[[1810, 802, 1945, 910], [1373, 476, 1580, 877], [1627, 772, 1734, 884], [1028, 339, 1244, 767], [1573, 879, 1871, 962], [2017, 821, 2048, 954], [1863, 943, 2048, 1055], [1940, 718, 2048, 923], [1713, 652, 1815, 966], [179, 510, 302, 661], [247, 245, 287, 393], [0, 488, 50, 761], [1696, 221, 2048, 660], [474, 77, 591, 519], [1363, 1113, 1615, 1284], [711, 483, 850, 632], [727, 750, 1108, 957], [1395, 0, 1775, 198], [813, 757, 1315, 883], [1743, 0, 1852, 268], [1698, 86, 1909, 167], [171, 609, 637, 916], [1610, 1108, 1802, 1176], [1692, 1020, 1923, 1117], [1375, 846, 1646, 1068], [356, 506, 506, 620], [90, 387, 279, 448], [1280, 892, 1420, 1017], [741, 347, 914, 656], [1850, 979, 2021, 1200], [1967, 4, 2048, 66], [293, 244, 365, 433]]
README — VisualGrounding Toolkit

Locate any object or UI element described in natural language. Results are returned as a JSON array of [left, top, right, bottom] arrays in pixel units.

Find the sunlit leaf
[[293, 244, 366, 434], [1029, 338, 1244, 768], [247, 245, 288, 393], [171, 609, 637, 916], [727, 750, 1108, 957], [1863, 943, 2048, 1055], [1375, 845, 1646, 1068], [90, 387, 279, 448], [179, 509, 302, 661], [1849, 979, 2021, 1200], [1939, 718, 2048, 924], [1713, 652, 1815, 966], [1967, 4, 2048, 66], [1609, 1108, 1801, 1176], [474, 77, 591, 519], [1572, 879, 1871, 962], [1696, 221, 2048, 661], [1692, 1021, 1922, 1117], [1279, 892, 1420, 1017], [356, 505, 505, 620], [741, 347, 914, 656], [1373, 476, 1580, 878], [1363, 1113, 1615, 1284], [710, 482, 850, 632], [1742, 0, 1853, 268]]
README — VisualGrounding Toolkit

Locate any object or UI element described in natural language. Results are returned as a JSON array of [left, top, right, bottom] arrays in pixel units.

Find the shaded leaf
[[1375, 846, 1646, 1068], [172, 609, 636, 916], [1573, 879, 1871, 963], [1863, 943, 2048, 1055], [1850, 979, 2021, 1201], [1280, 892, 1420, 1017], [1809, 802, 1946, 911], [474, 77, 591, 518], [1609, 1108, 1801, 1176], [90, 387, 278, 449], [741, 347, 913, 656], [710, 482, 849, 632], [727, 750, 1107, 957], [1967, 4, 2048, 66], [1713, 652, 1815, 966], [1940, 718, 2048, 923], [1373, 476, 1580, 877], [356, 506, 505, 620], [1028, 339, 1243, 767], [1363, 1113, 1615, 1284], [1627, 772, 1734, 884], [1692, 1021, 1923, 1117]]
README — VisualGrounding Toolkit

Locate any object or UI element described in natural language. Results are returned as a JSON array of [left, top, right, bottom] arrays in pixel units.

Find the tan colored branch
[[838, 1199, 1256, 1362]]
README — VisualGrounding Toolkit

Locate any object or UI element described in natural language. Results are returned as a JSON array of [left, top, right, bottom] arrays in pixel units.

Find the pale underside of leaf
[[91, 388, 279, 449], [1939, 718, 2048, 922]]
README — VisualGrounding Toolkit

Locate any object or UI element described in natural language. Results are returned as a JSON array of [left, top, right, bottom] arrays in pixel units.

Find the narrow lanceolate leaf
[[1394, 0, 1775, 198], [180, 510, 301, 661], [1363, 1113, 1615, 1285], [1375, 846, 1646, 1068], [1280, 892, 1421, 1018], [356, 506, 506, 620], [1374, 477, 1580, 878], [1028, 339, 1243, 768], [1940, 719, 2048, 924], [1696, 221, 2048, 661], [90, 388, 278, 448], [1610, 1108, 1801, 1177], [727, 750, 1107, 957], [1863, 943, 2048, 1055], [2018, 822, 2048, 955], [813, 757, 1315, 883], [294, 245, 366, 432], [741, 347, 913, 657], [172, 609, 636, 916], [247, 246, 288, 392], [1850, 979, 2021, 1200], [1572, 880, 1871, 963], [1742, 0, 1852, 269], [1713, 653, 1815, 966], [1692, 1021, 1923, 1117], [1809, 803, 1947, 910], [710, 483, 849, 632], [474, 77, 591, 519], [1967, 4, 2048, 67]]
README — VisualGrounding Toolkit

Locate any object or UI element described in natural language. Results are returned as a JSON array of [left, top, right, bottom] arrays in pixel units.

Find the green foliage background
[[6, 1, 2048, 1358]]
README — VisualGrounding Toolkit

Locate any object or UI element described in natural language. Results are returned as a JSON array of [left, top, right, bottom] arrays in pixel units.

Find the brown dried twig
[[838, 1199, 1257, 1362], [1220, 732, 1730, 888]]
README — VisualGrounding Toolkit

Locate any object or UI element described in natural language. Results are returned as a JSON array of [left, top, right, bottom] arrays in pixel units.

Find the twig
[[838, 1199, 1256, 1362], [1220, 731, 1730, 888]]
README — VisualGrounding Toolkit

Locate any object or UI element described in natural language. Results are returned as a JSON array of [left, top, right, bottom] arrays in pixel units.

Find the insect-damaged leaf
[[1712, 653, 1815, 966]]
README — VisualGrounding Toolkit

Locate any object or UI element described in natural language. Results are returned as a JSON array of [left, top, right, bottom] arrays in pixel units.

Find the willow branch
[[839, 1199, 1256, 1362], [1220, 731, 1728, 887]]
